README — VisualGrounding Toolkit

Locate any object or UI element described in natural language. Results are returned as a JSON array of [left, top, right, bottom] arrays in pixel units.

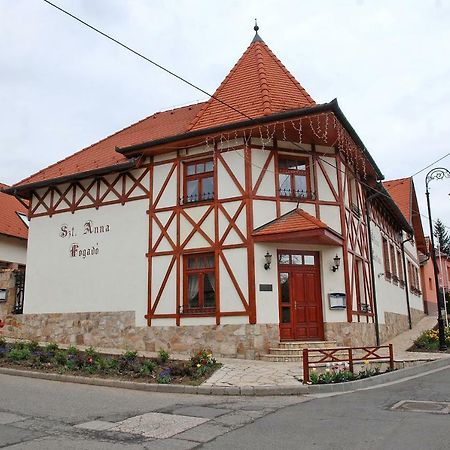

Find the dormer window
[[278, 156, 311, 199], [184, 159, 214, 203], [16, 212, 29, 228]]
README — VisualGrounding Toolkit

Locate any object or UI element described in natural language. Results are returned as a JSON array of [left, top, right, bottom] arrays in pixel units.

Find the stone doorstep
[[277, 341, 337, 349]]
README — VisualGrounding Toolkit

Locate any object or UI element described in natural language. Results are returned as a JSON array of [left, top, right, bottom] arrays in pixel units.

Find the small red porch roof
[[0, 183, 28, 240], [253, 208, 343, 245]]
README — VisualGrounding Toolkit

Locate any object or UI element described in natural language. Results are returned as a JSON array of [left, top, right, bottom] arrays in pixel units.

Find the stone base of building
[[0, 269, 17, 316], [424, 300, 438, 315], [0, 311, 280, 359], [1, 309, 426, 359], [324, 309, 425, 347]]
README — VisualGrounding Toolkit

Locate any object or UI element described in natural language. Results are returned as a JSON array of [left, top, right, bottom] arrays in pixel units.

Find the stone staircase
[[260, 340, 338, 362]]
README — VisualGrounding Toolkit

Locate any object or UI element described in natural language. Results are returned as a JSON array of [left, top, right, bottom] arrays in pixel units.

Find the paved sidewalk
[[203, 358, 301, 388], [383, 315, 450, 361], [204, 315, 450, 388]]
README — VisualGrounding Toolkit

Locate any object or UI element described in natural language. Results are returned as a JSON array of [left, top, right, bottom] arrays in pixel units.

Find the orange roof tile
[[14, 33, 316, 190], [383, 177, 427, 253], [383, 178, 412, 223], [0, 183, 28, 240], [14, 103, 205, 188], [253, 208, 329, 236], [189, 36, 315, 131]]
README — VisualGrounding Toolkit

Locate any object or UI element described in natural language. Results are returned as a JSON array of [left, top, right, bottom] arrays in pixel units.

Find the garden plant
[[0, 339, 220, 385]]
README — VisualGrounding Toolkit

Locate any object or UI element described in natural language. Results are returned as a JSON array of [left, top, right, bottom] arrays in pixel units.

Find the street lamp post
[[425, 167, 450, 351]]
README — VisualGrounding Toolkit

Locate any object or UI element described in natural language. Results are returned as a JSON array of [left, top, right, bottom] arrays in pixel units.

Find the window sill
[[279, 194, 315, 202], [180, 197, 215, 207], [181, 307, 216, 317]]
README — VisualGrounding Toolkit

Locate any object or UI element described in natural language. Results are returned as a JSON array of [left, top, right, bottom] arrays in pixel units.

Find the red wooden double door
[[278, 251, 324, 341]]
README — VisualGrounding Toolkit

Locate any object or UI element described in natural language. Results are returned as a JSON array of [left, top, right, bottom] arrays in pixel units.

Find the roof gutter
[[117, 99, 384, 180], [3, 158, 139, 197]]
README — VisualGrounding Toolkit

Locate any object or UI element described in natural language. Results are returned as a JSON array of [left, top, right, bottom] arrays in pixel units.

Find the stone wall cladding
[[0, 311, 280, 359], [325, 309, 426, 347], [0, 270, 17, 316]]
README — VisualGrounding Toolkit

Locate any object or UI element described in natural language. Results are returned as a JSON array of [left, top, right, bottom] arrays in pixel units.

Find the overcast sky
[[1, 0, 449, 232]]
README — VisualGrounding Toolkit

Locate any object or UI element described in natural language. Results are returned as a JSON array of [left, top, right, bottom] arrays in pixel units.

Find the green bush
[[26, 340, 40, 352], [54, 350, 68, 366], [12, 341, 27, 351], [157, 368, 172, 384], [158, 349, 170, 363], [104, 357, 119, 372], [122, 350, 138, 361], [84, 346, 99, 359], [414, 327, 450, 350], [139, 360, 156, 375], [45, 342, 59, 353], [67, 346, 78, 356], [8, 347, 31, 361]]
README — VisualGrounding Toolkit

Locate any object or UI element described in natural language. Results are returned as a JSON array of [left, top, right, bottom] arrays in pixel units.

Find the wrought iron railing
[[180, 192, 215, 205], [279, 189, 316, 200]]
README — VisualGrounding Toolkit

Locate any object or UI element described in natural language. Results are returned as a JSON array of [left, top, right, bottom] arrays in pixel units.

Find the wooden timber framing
[[24, 121, 402, 331]]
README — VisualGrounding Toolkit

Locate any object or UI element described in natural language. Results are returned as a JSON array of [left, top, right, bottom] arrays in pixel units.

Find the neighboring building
[[0, 183, 28, 316], [0, 183, 28, 268], [3, 29, 426, 357], [420, 237, 438, 314], [436, 248, 450, 294], [383, 177, 430, 315]]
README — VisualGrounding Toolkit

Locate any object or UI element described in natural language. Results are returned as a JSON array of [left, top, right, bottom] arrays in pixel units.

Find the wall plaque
[[259, 284, 273, 292]]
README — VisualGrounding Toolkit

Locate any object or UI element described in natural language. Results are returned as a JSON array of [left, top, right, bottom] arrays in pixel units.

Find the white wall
[[370, 223, 424, 323], [254, 242, 347, 325], [0, 235, 27, 265], [24, 200, 149, 326]]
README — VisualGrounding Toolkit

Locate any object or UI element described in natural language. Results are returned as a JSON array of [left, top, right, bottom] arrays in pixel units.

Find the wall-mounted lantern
[[264, 252, 272, 270], [331, 254, 341, 272]]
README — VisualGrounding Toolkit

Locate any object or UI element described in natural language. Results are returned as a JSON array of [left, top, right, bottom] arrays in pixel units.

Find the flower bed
[[0, 338, 220, 385], [411, 326, 450, 352], [307, 361, 389, 385]]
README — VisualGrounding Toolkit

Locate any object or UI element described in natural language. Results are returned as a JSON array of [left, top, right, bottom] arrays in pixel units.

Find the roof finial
[[252, 18, 263, 43]]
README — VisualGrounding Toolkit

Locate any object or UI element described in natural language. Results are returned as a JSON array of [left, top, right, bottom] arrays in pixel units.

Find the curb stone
[[0, 357, 449, 396]]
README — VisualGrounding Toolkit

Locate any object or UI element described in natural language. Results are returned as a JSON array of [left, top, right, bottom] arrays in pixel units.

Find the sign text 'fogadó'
[[60, 220, 110, 259]]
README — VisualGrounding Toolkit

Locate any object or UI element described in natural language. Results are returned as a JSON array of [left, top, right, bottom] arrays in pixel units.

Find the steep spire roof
[[188, 31, 315, 131]]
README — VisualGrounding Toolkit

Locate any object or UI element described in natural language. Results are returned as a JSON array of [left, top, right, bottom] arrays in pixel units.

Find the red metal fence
[[302, 344, 394, 384]]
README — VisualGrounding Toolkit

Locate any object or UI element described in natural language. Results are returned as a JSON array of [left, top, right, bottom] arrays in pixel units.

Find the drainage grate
[[391, 400, 450, 415]]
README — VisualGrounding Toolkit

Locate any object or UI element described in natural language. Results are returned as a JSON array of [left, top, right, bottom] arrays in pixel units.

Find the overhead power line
[[42, 0, 253, 121], [42, 0, 450, 231]]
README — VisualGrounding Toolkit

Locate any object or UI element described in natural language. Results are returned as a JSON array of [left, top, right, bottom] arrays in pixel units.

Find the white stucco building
[[3, 30, 427, 358]]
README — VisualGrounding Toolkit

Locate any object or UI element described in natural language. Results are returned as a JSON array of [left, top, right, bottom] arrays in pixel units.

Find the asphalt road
[[1, 366, 450, 449]]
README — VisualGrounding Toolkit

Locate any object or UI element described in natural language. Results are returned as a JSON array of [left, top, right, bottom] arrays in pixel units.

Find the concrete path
[[204, 315, 450, 388], [383, 315, 450, 361]]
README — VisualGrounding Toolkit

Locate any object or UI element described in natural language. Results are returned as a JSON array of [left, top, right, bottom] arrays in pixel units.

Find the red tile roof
[[14, 103, 205, 188], [383, 178, 412, 223], [253, 208, 329, 236], [15, 35, 315, 190], [0, 183, 28, 240], [189, 39, 315, 131], [383, 177, 427, 253]]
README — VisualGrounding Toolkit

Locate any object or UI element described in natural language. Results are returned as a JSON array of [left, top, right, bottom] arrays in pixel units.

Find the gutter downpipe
[[401, 235, 414, 329], [365, 191, 381, 346]]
